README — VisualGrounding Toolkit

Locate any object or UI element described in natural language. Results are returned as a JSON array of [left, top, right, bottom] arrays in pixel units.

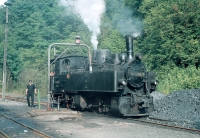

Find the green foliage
[[98, 0, 128, 53], [157, 66, 200, 95], [0, 0, 92, 92], [0, 0, 199, 95], [98, 29, 125, 53], [124, 0, 144, 18], [138, 0, 200, 69], [0, 0, 90, 77], [16, 68, 48, 96]]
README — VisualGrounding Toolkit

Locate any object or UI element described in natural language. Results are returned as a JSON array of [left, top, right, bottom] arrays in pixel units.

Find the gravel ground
[[151, 89, 200, 129], [0, 98, 200, 138]]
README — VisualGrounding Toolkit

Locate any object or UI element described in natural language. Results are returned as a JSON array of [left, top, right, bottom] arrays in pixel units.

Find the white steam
[[0, 0, 7, 6], [60, 0, 105, 50], [108, 0, 142, 37]]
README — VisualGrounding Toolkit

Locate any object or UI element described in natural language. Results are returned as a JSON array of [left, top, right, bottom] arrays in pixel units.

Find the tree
[[138, 0, 200, 71], [0, 0, 92, 91]]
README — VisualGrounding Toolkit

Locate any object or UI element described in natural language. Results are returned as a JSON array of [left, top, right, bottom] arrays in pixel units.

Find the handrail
[[47, 43, 92, 111]]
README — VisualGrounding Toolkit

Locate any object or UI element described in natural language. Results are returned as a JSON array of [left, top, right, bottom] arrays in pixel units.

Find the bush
[[157, 66, 200, 95], [14, 68, 48, 96]]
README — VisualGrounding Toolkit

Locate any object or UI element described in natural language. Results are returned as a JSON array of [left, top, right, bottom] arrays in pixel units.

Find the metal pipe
[[2, 7, 9, 101], [58, 96, 60, 111], [37, 89, 41, 110], [50, 46, 71, 65]]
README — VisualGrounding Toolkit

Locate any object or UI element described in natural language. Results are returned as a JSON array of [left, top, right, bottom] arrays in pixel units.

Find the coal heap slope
[[151, 89, 200, 129]]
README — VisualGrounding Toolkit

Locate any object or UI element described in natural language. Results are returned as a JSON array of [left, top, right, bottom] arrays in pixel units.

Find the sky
[[0, 0, 7, 6]]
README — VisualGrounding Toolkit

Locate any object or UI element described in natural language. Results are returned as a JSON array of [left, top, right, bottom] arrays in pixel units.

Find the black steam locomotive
[[49, 35, 157, 116]]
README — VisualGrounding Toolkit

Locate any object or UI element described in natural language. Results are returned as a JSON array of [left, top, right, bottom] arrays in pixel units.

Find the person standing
[[26, 80, 36, 107]]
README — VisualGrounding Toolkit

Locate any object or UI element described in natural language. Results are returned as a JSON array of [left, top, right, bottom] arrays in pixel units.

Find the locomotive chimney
[[125, 35, 134, 61]]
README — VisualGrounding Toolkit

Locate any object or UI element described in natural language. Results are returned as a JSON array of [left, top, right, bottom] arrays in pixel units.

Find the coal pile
[[151, 89, 200, 129]]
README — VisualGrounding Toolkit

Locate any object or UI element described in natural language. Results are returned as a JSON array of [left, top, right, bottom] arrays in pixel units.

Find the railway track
[[0, 130, 9, 138], [0, 113, 52, 138], [0, 95, 47, 105], [128, 117, 200, 134], [1, 94, 200, 135]]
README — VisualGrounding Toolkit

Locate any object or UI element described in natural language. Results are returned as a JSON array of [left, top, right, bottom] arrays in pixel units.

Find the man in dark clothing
[[26, 80, 36, 107]]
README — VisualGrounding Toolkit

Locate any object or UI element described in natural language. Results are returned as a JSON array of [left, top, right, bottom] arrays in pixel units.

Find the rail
[[2, 95, 200, 134], [0, 113, 52, 138], [128, 117, 200, 134]]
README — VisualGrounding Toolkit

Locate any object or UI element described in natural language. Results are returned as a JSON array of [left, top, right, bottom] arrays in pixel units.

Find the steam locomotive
[[49, 35, 157, 116]]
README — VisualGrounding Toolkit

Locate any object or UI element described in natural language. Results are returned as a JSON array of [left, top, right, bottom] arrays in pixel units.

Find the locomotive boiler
[[48, 35, 157, 116]]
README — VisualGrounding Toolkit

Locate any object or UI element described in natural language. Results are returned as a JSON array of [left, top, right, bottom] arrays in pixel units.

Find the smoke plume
[[59, 0, 105, 50], [115, 10, 142, 37], [107, 0, 142, 37]]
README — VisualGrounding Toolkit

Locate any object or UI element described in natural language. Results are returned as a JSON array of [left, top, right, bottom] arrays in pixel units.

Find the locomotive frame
[[47, 35, 157, 116]]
